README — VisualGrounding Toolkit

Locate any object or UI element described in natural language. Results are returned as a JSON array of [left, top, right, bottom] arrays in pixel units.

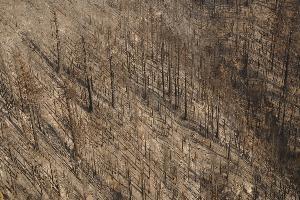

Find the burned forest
[[0, 0, 299, 199]]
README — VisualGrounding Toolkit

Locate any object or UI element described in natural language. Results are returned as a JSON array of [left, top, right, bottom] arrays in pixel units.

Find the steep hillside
[[0, 0, 299, 199]]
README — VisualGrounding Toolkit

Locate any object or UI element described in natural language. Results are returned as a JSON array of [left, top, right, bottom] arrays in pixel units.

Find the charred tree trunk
[[87, 76, 93, 112], [82, 36, 93, 112], [278, 31, 292, 162], [168, 43, 172, 98], [29, 105, 38, 150], [161, 41, 165, 100], [184, 71, 188, 120], [53, 12, 61, 73], [109, 55, 115, 108]]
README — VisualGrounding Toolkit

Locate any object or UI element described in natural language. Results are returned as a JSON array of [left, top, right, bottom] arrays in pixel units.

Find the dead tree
[[277, 31, 292, 162], [168, 42, 172, 98], [183, 44, 188, 120], [53, 11, 61, 73], [81, 36, 93, 112], [175, 41, 181, 109], [161, 41, 165, 99], [142, 39, 148, 99], [107, 28, 116, 108], [109, 54, 115, 108], [184, 71, 188, 120]]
